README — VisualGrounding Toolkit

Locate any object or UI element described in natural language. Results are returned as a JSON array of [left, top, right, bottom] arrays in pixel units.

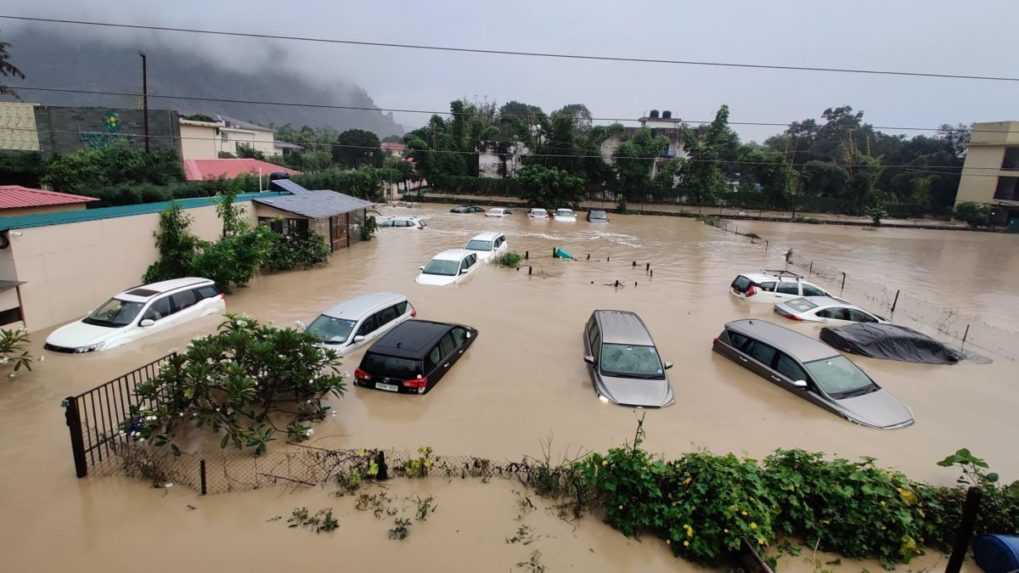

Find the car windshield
[[465, 240, 493, 252], [590, 211, 607, 219], [83, 298, 144, 327], [362, 353, 420, 379], [305, 315, 357, 344], [599, 343, 665, 379], [422, 259, 461, 276], [803, 355, 878, 399], [786, 298, 818, 312]]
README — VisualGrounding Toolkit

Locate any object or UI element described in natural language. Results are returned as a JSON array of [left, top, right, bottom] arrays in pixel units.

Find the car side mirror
[[465, 331, 472, 339], [295, 320, 306, 329], [139, 319, 155, 327], [418, 265, 425, 271], [792, 379, 808, 389], [583, 354, 596, 365], [460, 269, 468, 275], [664, 361, 674, 370], [353, 335, 366, 343]]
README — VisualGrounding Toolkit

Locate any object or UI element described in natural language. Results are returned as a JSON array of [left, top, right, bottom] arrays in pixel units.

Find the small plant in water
[[414, 496, 437, 521], [515, 550, 546, 573], [285, 506, 339, 533], [388, 517, 412, 541], [495, 251, 523, 268]]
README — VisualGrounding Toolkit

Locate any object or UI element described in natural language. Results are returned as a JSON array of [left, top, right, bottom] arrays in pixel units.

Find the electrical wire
[[2, 15, 1017, 82]]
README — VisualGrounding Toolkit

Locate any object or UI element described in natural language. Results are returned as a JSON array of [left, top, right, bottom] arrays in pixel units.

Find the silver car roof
[[594, 310, 655, 346], [322, 292, 407, 320], [724, 319, 839, 362], [787, 296, 857, 309]]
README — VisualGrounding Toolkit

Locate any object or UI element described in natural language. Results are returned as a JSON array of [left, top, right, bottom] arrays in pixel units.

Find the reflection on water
[[1, 203, 1015, 571]]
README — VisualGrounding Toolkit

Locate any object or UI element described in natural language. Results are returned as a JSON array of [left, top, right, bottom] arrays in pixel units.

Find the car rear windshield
[[785, 298, 818, 312], [465, 240, 493, 252], [361, 353, 421, 379], [731, 275, 752, 292], [83, 298, 144, 327], [589, 210, 607, 219], [802, 355, 877, 399], [305, 315, 356, 345], [422, 259, 460, 276], [599, 343, 665, 379]]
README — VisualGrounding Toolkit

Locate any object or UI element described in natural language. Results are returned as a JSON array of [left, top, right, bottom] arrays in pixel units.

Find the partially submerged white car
[[378, 216, 426, 229], [774, 296, 886, 325], [485, 207, 511, 218], [45, 277, 225, 353], [730, 271, 832, 303], [528, 208, 549, 219], [303, 292, 415, 356], [416, 249, 481, 286], [554, 208, 577, 222], [464, 232, 508, 263]]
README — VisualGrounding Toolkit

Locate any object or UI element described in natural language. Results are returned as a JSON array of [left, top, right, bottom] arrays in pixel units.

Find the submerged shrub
[[262, 232, 330, 272], [495, 251, 523, 268]]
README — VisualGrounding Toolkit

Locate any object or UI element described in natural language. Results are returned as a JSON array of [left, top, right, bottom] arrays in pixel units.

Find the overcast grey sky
[[4, 0, 1018, 140]]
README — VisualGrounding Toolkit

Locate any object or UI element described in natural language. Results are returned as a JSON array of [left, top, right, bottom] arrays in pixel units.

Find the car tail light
[[746, 286, 758, 297], [785, 313, 801, 321], [354, 368, 371, 380], [402, 376, 427, 389], [410, 305, 417, 317]]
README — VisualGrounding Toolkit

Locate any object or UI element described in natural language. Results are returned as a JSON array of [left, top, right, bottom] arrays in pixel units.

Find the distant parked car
[[45, 277, 225, 353], [464, 232, 508, 262], [528, 208, 549, 219], [712, 319, 914, 429], [554, 208, 577, 222], [730, 271, 832, 303], [583, 310, 674, 408], [450, 205, 484, 214], [485, 207, 511, 218], [354, 319, 478, 394], [303, 292, 415, 356], [378, 216, 426, 229], [587, 209, 609, 223], [416, 249, 480, 286], [774, 296, 885, 325]]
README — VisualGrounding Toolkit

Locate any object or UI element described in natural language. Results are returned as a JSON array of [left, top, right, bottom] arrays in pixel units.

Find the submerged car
[[485, 207, 511, 218], [464, 232, 508, 263], [378, 216, 426, 229], [820, 323, 962, 365], [712, 319, 914, 429], [303, 292, 415, 356], [528, 208, 549, 219], [583, 310, 674, 407], [450, 205, 484, 214], [730, 271, 832, 303], [554, 208, 577, 222], [774, 296, 885, 324], [354, 319, 478, 394], [587, 209, 609, 223], [416, 249, 480, 286], [45, 277, 225, 353]]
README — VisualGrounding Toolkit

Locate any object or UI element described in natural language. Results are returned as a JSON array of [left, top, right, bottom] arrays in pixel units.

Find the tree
[[144, 203, 200, 283], [800, 161, 850, 198], [678, 105, 734, 205], [43, 144, 183, 195], [954, 202, 993, 228], [613, 129, 669, 210], [0, 34, 25, 97], [738, 145, 795, 209], [517, 164, 585, 210], [333, 129, 382, 168]]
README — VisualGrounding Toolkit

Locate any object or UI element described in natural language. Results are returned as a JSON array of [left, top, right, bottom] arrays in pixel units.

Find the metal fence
[[63, 353, 176, 478]]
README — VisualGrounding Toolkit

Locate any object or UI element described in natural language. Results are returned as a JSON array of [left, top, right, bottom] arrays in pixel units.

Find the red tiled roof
[[182, 159, 300, 181], [0, 185, 99, 210], [381, 142, 406, 153]]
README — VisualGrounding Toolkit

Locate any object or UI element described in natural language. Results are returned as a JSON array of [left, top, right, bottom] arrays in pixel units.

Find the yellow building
[[179, 116, 277, 160], [955, 121, 1019, 221]]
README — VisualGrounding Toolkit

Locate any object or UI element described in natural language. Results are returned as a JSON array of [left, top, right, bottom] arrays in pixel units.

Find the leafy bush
[[495, 251, 523, 268], [129, 315, 345, 455], [262, 232, 330, 272], [42, 144, 183, 195], [143, 203, 201, 283], [190, 226, 274, 292], [360, 215, 377, 241], [955, 202, 994, 228], [0, 329, 33, 374]]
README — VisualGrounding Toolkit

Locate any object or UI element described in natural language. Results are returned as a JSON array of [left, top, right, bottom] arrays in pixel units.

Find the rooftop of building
[[0, 186, 99, 210], [183, 159, 299, 181]]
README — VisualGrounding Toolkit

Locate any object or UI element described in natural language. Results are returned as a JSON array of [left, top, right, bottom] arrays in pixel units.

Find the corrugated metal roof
[[253, 190, 372, 219], [269, 179, 309, 195], [0, 192, 285, 232], [0, 185, 99, 209], [182, 159, 299, 181]]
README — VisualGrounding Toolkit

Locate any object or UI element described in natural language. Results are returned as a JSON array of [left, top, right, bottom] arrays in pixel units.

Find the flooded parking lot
[[2, 203, 1016, 572]]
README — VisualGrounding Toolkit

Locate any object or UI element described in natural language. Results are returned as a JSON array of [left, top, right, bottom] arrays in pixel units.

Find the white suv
[[45, 277, 225, 353], [464, 232, 508, 262], [730, 271, 832, 303], [416, 249, 480, 286]]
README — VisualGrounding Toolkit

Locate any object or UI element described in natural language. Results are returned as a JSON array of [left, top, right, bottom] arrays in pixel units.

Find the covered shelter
[[254, 179, 374, 251]]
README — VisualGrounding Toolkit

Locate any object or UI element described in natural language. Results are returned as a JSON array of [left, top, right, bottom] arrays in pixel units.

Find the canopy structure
[[820, 323, 962, 364]]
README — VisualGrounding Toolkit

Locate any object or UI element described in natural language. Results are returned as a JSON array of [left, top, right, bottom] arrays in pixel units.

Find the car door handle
[[738, 356, 749, 363], [770, 375, 782, 382], [444, 363, 450, 368]]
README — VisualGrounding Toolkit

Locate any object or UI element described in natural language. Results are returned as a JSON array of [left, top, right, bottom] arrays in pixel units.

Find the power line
[[2, 14, 1018, 83], [10, 84, 988, 135]]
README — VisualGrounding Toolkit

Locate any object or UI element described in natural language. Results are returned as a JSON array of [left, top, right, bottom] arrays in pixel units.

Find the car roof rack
[[762, 269, 804, 279]]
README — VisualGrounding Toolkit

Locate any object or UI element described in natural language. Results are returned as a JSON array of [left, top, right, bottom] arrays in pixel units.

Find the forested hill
[[2, 27, 403, 136]]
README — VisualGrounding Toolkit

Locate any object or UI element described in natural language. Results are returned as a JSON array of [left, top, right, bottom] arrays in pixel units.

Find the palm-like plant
[[1, 35, 26, 98]]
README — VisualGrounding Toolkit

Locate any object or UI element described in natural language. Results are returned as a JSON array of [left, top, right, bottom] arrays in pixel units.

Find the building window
[[994, 177, 1019, 201], [1003, 148, 1019, 170], [0, 306, 24, 327]]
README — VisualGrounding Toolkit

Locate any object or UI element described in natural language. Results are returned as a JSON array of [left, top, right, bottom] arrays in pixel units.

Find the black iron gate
[[64, 353, 176, 478]]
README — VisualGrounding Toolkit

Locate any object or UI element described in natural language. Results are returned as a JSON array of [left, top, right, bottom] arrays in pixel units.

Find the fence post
[[375, 450, 389, 481], [64, 396, 88, 478], [946, 487, 982, 573], [961, 324, 970, 352], [524, 250, 529, 260], [841, 272, 847, 293], [890, 289, 901, 314], [200, 459, 207, 495]]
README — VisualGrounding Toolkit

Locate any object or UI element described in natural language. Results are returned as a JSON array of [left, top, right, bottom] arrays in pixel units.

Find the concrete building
[[479, 143, 528, 179], [255, 179, 372, 252], [955, 121, 1019, 223], [0, 102, 41, 152], [179, 116, 278, 160], [0, 186, 98, 217]]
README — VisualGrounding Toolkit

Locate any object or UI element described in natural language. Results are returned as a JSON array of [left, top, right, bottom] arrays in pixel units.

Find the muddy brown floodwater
[[2, 204, 1016, 572]]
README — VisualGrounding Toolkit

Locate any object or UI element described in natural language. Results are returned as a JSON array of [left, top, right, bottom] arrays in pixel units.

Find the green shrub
[[495, 251, 522, 268], [955, 202, 994, 228], [360, 215, 377, 241], [43, 144, 183, 195], [143, 203, 200, 283], [262, 232, 330, 272], [190, 226, 274, 292], [0, 329, 33, 374]]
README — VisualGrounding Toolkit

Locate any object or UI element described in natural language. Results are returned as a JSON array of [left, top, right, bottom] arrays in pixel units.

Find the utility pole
[[139, 52, 150, 153]]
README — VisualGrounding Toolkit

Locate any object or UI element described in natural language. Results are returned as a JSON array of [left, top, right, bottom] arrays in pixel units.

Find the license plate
[[376, 383, 399, 392]]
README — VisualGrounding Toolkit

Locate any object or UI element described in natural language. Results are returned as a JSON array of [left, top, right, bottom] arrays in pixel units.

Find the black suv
[[354, 320, 478, 394]]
